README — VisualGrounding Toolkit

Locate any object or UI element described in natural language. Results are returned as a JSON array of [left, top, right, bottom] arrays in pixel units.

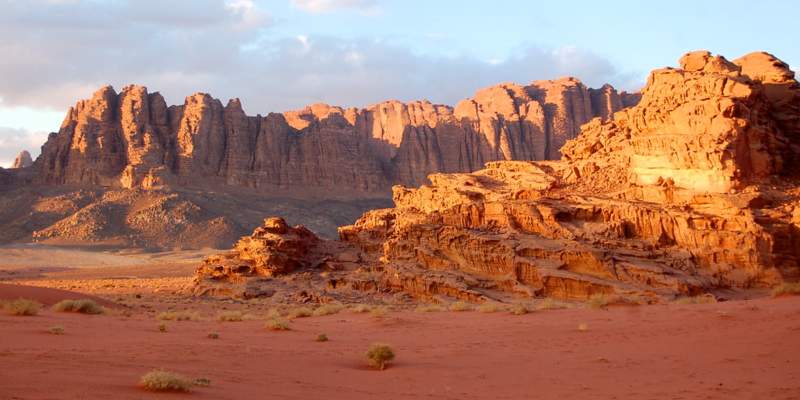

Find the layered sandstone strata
[[33, 78, 633, 195], [195, 51, 800, 303]]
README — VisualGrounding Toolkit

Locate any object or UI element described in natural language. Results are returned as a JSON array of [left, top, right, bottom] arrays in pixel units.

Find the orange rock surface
[[196, 51, 800, 303]]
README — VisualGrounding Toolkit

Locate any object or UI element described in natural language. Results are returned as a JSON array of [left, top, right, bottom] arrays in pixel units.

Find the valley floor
[[1, 245, 799, 399]]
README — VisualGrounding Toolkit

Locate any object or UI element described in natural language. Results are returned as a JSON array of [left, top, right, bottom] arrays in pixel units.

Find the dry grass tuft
[[414, 304, 444, 313], [316, 333, 329, 342], [477, 303, 503, 313], [287, 307, 313, 320], [266, 318, 291, 331], [772, 282, 800, 297], [509, 303, 529, 315], [158, 323, 167, 333], [193, 378, 211, 387], [156, 311, 200, 321], [207, 332, 219, 339], [587, 294, 611, 310], [1, 298, 42, 316], [48, 325, 65, 335], [536, 298, 568, 310], [370, 306, 389, 318], [313, 304, 345, 317], [216, 310, 248, 322], [139, 369, 192, 392], [448, 301, 473, 312], [672, 294, 718, 305], [52, 299, 104, 315], [365, 343, 395, 370], [349, 304, 372, 313]]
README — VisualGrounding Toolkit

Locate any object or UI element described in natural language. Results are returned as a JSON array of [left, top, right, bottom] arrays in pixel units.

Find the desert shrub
[[48, 325, 65, 335], [207, 332, 219, 339], [316, 333, 329, 342], [313, 304, 344, 317], [772, 282, 800, 297], [350, 304, 372, 313], [448, 301, 472, 312], [477, 303, 502, 313], [139, 369, 192, 392], [578, 323, 589, 332], [509, 303, 529, 315], [193, 378, 211, 387], [287, 307, 313, 319], [156, 311, 199, 321], [587, 294, 610, 310], [370, 306, 389, 318], [216, 311, 245, 322], [158, 323, 167, 333], [536, 298, 568, 310], [52, 299, 104, 315], [414, 304, 444, 313], [672, 294, 718, 305], [266, 318, 290, 331], [1, 298, 42, 316], [365, 343, 395, 370], [265, 308, 282, 319]]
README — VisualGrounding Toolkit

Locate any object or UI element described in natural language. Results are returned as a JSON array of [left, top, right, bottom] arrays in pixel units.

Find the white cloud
[[290, 0, 380, 14]]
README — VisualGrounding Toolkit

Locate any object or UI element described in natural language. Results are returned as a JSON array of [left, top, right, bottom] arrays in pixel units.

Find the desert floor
[[1, 245, 799, 400]]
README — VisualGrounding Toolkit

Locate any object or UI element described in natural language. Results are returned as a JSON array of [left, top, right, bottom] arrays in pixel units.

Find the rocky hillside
[[32, 78, 636, 194], [194, 51, 800, 304]]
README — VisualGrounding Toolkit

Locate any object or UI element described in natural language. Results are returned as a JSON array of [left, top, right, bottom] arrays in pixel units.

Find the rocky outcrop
[[34, 79, 635, 195], [11, 151, 33, 169], [195, 51, 800, 304]]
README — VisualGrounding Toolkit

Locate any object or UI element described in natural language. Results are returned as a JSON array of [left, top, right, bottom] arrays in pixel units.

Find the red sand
[[0, 283, 115, 307], [1, 296, 799, 399]]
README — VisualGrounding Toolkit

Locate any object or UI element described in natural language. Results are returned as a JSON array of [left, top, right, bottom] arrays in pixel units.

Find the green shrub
[[365, 343, 395, 370], [52, 299, 104, 315]]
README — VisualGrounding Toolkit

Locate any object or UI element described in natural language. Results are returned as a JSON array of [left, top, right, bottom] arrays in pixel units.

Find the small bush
[[207, 332, 219, 339], [316, 333, 329, 342], [313, 304, 344, 317], [448, 301, 472, 312], [365, 343, 395, 370], [157, 311, 199, 321], [772, 282, 800, 297], [265, 308, 282, 319], [350, 304, 372, 313], [52, 299, 104, 315], [193, 378, 211, 387], [287, 307, 313, 320], [509, 303, 529, 315], [216, 311, 245, 322], [48, 325, 65, 335], [370, 306, 389, 318], [139, 369, 192, 392], [414, 304, 444, 313], [266, 318, 290, 331], [672, 294, 718, 305], [1, 298, 42, 316], [477, 303, 502, 313], [578, 323, 589, 332], [587, 294, 610, 310], [158, 323, 167, 333], [536, 298, 568, 310]]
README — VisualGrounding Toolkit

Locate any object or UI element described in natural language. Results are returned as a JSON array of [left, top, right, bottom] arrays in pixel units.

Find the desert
[[1, 1, 799, 399]]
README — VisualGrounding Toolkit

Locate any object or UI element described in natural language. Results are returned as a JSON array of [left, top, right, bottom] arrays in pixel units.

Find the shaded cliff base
[[0, 185, 391, 250]]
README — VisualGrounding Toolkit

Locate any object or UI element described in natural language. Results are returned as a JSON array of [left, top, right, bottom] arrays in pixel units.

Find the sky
[[0, 0, 797, 167]]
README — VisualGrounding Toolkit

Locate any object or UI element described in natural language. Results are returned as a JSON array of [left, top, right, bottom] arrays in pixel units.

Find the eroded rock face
[[34, 79, 634, 195], [11, 151, 33, 169], [195, 50, 800, 304]]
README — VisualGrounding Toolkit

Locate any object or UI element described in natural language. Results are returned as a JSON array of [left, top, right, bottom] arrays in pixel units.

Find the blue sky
[[0, 0, 797, 166]]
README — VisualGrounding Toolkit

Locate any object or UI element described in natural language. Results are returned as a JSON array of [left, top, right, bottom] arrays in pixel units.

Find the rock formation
[[33, 78, 634, 195], [11, 150, 33, 169], [194, 51, 800, 304]]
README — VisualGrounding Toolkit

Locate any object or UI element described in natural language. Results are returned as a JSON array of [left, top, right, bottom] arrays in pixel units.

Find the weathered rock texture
[[195, 51, 800, 304], [11, 150, 33, 169], [34, 79, 634, 194]]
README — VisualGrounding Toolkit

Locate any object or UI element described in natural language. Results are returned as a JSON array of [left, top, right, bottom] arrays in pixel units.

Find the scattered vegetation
[[365, 343, 395, 370], [266, 318, 291, 331], [316, 333, 329, 342], [587, 294, 611, 310], [370, 306, 389, 318], [578, 323, 589, 332], [207, 332, 219, 339], [414, 304, 444, 313], [448, 301, 473, 312], [1, 298, 42, 316], [509, 303, 529, 315], [139, 369, 192, 392], [158, 323, 167, 333], [216, 310, 246, 322], [287, 307, 313, 320], [350, 304, 372, 313], [156, 311, 200, 321], [477, 303, 502, 313], [536, 298, 568, 310], [672, 294, 718, 305], [772, 282, 800, 297], [312, 304, 345, 317], [48, 325, 65, 335], [193, 378, 211, 387], [52, 299, 104, 315]]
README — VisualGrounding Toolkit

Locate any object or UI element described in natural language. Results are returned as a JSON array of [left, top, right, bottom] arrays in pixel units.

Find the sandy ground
[[1, 246, 800, 399]]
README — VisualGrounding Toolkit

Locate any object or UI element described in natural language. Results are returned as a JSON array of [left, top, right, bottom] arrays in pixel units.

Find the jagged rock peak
[[11, 150, 33, 169]]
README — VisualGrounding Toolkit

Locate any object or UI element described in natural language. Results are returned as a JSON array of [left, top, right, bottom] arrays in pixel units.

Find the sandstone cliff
[[11, 150, 33, 169], [34, 78, 634, 195], [194, 51, 800, 304]]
